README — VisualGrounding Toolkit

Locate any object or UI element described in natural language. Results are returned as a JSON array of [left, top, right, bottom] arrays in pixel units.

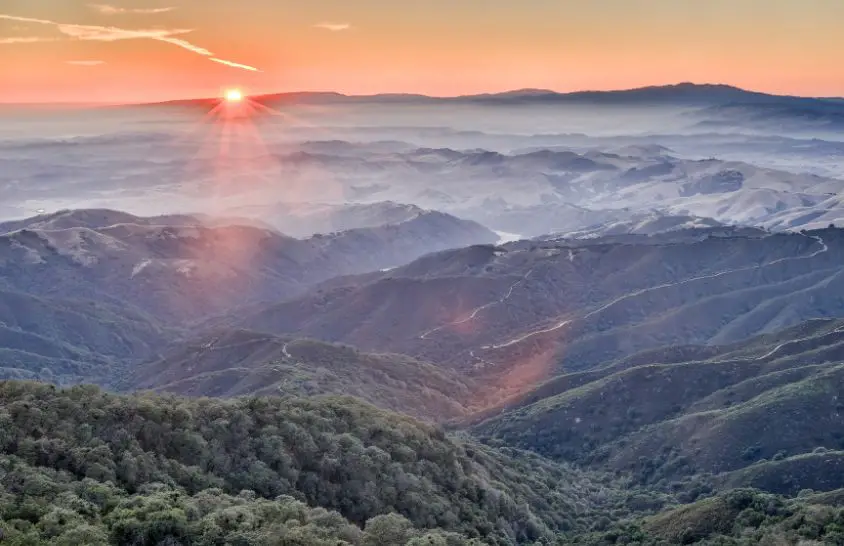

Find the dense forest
[[0, 381, 653, 545], [2, 459, 483, 546], [4, 381, 844, 545]]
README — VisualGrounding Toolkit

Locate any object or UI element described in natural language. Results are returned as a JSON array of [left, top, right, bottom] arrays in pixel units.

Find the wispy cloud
[[56, 24, 197, 44], [67, 60, 106, 66], [209, 58, 259, 71], [154, 35, 212, 55], [89, 4, 176, 15], [314, 22, 351, 31], [0, 36, 56, 44], [0, 13, 259, 71]]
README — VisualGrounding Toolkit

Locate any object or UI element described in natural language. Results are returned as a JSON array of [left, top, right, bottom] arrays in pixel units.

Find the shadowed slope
[[470, 318, 844, 494], [129, 329, 477, 421]]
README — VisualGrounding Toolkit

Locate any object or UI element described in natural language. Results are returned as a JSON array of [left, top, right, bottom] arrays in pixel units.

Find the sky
[[1, 0, 843, 103]]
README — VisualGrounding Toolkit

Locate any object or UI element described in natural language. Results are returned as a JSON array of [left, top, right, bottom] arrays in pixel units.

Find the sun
[[224, 89, 243, 102]]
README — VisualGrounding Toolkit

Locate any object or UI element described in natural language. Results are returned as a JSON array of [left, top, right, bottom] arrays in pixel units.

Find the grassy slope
[[129, 329, 478, 421], [470, 320, 844, 493], [573, 488, 844, 545]]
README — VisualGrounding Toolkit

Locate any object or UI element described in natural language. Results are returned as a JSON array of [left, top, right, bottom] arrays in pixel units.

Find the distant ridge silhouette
[[138, 82, 840, 108]]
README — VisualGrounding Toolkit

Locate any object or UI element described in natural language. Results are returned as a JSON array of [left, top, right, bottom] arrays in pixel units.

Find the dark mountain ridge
[[141, 83, 841, 109]]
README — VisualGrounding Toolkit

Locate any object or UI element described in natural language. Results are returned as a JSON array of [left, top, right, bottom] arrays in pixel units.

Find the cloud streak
[[89, 4, 176, 15], [0, 36, 57, 44], [209, 58, 259, 71], [314, 22, 351, 31], [0, 13, 258, 71]]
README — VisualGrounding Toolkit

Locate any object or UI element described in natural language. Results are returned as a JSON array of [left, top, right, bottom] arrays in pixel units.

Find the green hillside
[[471, 320, 844, 495], [572, 488, 844, 545], [0, 289, 170, 386], [0, 455, 486, 546], [129, 330, 478, 421], [0, 381, 658, 545]]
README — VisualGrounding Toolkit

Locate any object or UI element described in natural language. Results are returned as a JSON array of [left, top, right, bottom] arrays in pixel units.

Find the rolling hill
[[184, 143, 844, 237], [4, 210, 844, 541], [0, 208, 496, 324], [220, 200, 428, 238], [0, 287, 169, 385], [128, 329, 477, 421], [239, 227, 844, 404], [469, 317, 844, 495], [573, 488, 844, 545]]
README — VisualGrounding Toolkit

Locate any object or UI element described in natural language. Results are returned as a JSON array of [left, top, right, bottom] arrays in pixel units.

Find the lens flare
[[224, 88, 243, 102], [175, 88, 343, 221]]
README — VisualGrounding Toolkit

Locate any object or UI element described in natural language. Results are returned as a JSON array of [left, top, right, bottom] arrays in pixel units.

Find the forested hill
[[6, 380, 844, 545], [0, 381, 652, 545]]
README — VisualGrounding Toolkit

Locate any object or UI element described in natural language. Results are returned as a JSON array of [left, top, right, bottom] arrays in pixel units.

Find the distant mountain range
[[142, 144, 844, 237], [132, 83, 844, 138], [147, 83, 843, 108], [221, 200, 428, 238]]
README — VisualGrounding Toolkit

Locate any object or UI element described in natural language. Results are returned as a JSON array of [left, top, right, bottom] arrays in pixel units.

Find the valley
[[3, 83, 844, 544], [239, 227, 844, 386]]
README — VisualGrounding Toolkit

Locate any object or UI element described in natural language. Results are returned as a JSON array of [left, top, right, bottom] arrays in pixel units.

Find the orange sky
[[1, 0, 842, 103]]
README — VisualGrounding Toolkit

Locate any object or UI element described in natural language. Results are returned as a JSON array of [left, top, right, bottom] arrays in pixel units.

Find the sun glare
[[224, 89, 243, 102]]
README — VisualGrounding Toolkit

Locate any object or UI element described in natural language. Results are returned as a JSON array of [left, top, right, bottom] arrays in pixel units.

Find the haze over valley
[[5, 85, 844, 238]]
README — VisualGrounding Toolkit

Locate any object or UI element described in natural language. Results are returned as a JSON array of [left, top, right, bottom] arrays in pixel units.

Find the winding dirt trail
[[574, 235, 828, 325], [750, 322, 844, 361], [475, 234, 828, 354], [418, 268, 534, 340], [482, 319, 572, 350]]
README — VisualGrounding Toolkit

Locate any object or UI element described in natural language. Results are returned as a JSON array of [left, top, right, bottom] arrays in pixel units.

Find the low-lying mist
[[3, 87, 844, 238]]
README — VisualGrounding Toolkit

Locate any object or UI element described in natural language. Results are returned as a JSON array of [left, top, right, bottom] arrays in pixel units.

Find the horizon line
[[2, 81, 842, 107]]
